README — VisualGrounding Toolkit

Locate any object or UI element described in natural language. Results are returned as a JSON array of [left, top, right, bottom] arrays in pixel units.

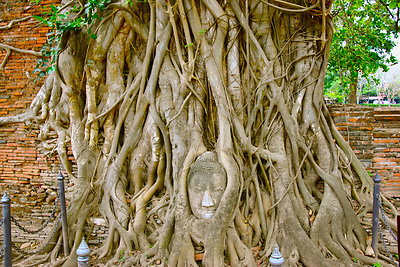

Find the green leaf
[[86, 59, 95, 66], [33, 15, 47, 23], [50, 5, 58, 12], [90, 33, 97, 39], [46, 66, 56, 73]]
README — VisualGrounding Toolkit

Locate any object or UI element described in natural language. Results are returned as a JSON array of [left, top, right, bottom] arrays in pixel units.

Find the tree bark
[[348, 76, 359, 104]]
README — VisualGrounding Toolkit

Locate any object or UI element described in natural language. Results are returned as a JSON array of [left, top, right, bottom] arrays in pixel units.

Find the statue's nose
[[202, 190, 214, 207]]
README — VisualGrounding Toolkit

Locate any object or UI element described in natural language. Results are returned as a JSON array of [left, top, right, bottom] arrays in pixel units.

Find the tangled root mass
[[2, 0, 398, 266]]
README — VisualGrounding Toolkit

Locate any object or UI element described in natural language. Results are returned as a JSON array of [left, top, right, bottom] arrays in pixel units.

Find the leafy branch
[[33, 0, 111, 78]]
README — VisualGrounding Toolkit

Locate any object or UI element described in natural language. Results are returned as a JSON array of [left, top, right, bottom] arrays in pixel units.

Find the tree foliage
[[327, 0, 399, 103]]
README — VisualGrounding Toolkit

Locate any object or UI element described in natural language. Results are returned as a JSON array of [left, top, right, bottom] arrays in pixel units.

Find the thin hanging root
[[50, 235, 62, 264], [381, 195, 399, 217], [48, 256, 67, 267], [337, 232, 393, 267], [0, 47, 11, 69], [323, 103, 373, 190], [227, 227, 257, 266], [133, 155, 166, 250], [15, 253, 50, 267], [106, 243, 128, 266], [234, 211, 253, 246], [98, 223, 116, 259], [249, 157, 267, 239], [227, 240, 240, 267], [249, 208, 262, 247], [167, 231, 197, 267]]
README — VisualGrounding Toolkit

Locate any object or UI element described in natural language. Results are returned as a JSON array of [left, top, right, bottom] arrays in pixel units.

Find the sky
[[381, 38, 400, 84]]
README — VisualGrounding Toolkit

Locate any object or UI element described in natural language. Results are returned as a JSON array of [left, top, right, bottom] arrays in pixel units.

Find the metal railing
[[2, 193, 12, 267], [0, 173, 70, 266], [371, 173, 399, 266], [397, 215, 400, 267]]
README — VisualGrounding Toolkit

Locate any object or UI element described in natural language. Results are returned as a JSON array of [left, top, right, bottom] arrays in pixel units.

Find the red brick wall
[[330, 105, 400, 197], [0, 1, 108, 247], [0, 0, 63, 243]]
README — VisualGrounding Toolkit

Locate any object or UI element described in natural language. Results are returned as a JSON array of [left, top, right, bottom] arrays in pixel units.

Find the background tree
[[327, 0, 398, 104], [0, 0, 398, 266], [380, 80, 400, 103]]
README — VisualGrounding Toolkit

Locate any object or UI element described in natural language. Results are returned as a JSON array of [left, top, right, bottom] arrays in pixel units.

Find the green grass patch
[[359, 104, 400, 107]]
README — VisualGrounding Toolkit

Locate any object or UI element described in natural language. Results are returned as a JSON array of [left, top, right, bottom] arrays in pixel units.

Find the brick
[[374, 139, 398, 144], [11, 92, 23, 96], [330, 105, 400, 193]]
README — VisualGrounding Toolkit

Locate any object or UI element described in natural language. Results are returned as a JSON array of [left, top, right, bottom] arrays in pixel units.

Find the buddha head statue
[[188, 151, 227, 219]]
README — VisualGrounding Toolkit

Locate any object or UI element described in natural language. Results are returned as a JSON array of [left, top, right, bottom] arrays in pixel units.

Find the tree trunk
[[1, 0, 397, 266], [348, 77, 359, 104]]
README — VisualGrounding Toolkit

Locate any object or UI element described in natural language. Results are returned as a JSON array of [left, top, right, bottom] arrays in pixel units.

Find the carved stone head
[[188, 151, 227, 219]]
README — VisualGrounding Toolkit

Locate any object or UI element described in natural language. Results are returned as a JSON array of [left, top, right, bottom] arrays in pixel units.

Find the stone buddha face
[[188, 152, 227, 219]]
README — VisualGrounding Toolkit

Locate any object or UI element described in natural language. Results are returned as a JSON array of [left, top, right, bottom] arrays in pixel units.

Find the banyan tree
[[1, 0, 398, 266]]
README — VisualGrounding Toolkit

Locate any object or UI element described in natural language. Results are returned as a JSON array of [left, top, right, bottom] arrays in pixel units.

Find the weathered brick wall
[[0, 1, 108, 247], [330, 105, 400, 197], [0, 0, 65, 245]]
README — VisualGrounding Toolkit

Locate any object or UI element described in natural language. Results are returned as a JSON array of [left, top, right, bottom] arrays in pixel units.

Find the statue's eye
[[192, 187, 202, 192]]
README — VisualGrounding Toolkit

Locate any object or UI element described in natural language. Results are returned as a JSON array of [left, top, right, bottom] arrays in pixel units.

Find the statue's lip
[[199, 210, 215, 218], [199, 207, 216, 212], [201, 212, 214, 219]]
